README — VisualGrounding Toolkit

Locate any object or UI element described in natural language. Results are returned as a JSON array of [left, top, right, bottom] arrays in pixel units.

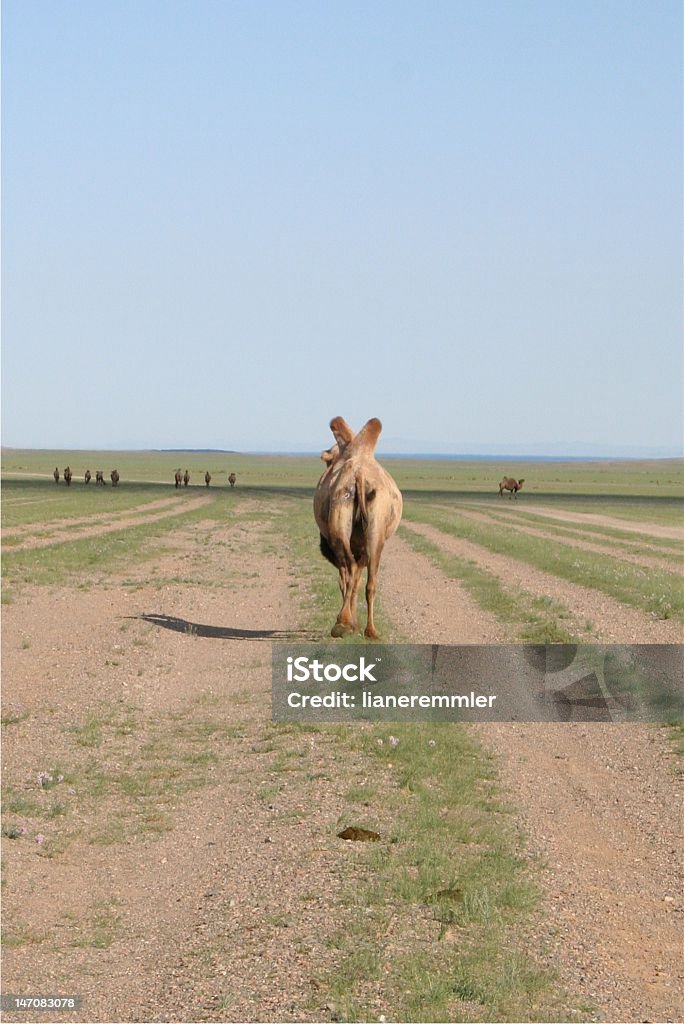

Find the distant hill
[[157, 448, 238, 454]]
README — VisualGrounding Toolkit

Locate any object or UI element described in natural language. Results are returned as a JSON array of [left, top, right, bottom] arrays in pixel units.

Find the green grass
[[315, 722, 567, 1022], [404, 503, 684, 622]]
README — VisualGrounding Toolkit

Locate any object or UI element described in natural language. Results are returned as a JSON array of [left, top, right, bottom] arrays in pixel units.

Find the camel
[[64, 466, 72, 486], [84, 470, 92, 485], [228, 472, 237, 488], [499, 476, 525, 499], [53, 467, 60, 484], [174, 469, 182, 489], [95, 471, 105, 485], [183, 469, 190, 487], [313, 416, 402, 639], [110, 469, 120, 487], [205, 471, 211, 487]]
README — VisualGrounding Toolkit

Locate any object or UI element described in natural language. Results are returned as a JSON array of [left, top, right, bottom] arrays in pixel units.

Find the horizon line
[[2, 445, 682, 463]]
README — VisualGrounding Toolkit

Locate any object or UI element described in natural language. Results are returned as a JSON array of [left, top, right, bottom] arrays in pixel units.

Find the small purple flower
[[35, 834, 46, 845], [389, 736, 399, 748], [18, 825, 28, 835], [36, 771, 53, 787], [376, 738, 384, 747]]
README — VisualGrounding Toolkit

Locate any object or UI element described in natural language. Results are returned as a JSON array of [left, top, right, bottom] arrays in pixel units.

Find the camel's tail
[[354, 472, 377, 526]]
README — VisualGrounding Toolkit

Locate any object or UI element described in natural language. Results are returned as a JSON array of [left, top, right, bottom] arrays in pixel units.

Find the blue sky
[[2, 0, 682, 455]]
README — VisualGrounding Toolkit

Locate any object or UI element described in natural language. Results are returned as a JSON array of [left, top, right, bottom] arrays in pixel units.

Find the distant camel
[[183, 469, 190, 487], [174, 469, 182, 489], [95, 471, 105, 486], [84, 470, 92, 485], [228, 472, 237, 488], [64, 466, 72, 486], [205, 471, 211, 487], [53, 467, 60, 484], [314, 417, 402, 639], [110, 469, 120, 487], [499, 476, 525, 499]]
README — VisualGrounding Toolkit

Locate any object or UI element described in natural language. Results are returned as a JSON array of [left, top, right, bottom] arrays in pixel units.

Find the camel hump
[[329, 417, 355, 452], [351, 417, 382, 455]]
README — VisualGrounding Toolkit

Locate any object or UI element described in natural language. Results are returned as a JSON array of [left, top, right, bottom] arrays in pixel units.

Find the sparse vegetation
[[1, 450, 680, 1021]]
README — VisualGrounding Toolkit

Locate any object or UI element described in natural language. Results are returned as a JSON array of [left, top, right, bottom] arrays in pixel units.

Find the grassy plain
[[1, 449, 682, 1021]]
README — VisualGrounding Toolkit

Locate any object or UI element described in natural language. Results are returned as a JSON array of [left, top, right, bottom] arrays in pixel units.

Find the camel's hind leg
[[330, 534, 360, 636], [364, 542, 385, 640]]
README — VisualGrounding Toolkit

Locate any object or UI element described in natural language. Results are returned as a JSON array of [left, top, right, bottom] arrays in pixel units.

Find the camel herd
[[52, 467, 238, 489], [54, 466, 117, 486], [174, 470, 236, 489]]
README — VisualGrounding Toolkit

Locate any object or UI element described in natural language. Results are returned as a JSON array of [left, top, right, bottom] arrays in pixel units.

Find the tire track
[[6, 496, 214, 551], [3, 496, 190, 540], [380, 531, 510, 642], [402, 520, 683, 643], [511, 504, 684, 542], [381, 530, 684, 1024], [454, 506, 681, 572]]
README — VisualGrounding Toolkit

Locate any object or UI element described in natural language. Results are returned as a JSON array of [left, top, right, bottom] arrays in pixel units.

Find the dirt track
[[3, 496, 683, 1023], [4, 496, 213, 551], [510, 504, 684, 542], [401, 520, 684, 644], [381, 536, 684, 1023]]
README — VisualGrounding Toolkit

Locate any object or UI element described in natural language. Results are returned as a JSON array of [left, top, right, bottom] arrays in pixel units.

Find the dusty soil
[[2, 495, 683, 1023], [3, 510, 379, 1023]]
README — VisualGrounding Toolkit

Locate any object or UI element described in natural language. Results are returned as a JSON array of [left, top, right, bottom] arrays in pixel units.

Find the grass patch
[[317, 722, 564, 1022], [2, 920, 49, 948]]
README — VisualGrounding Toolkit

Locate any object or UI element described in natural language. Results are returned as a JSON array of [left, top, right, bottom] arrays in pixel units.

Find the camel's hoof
[[331, 622, 353, 638], [364, 628, 380, 640]]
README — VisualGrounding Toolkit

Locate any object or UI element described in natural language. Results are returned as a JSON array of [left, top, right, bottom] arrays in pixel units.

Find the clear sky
[[2, 0, 682, 455]]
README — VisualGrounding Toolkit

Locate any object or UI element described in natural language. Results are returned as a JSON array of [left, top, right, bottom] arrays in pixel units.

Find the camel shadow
[[135, 612, 317, 642]]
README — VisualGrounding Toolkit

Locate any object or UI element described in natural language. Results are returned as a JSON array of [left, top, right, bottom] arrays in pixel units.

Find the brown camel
[[228, 472, 237, 488], [498, 476, 525, 498], [205, 471, 211, 487], [314, 416, 402, 639], [110, 469, 120, 487], [174, 469, 182, 489], [63, 466, 72, 486], [84, 470, 92, 484], [95, 471, 105, 486], [53, 467, 60, 484], [183, 469, 190, 487]]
